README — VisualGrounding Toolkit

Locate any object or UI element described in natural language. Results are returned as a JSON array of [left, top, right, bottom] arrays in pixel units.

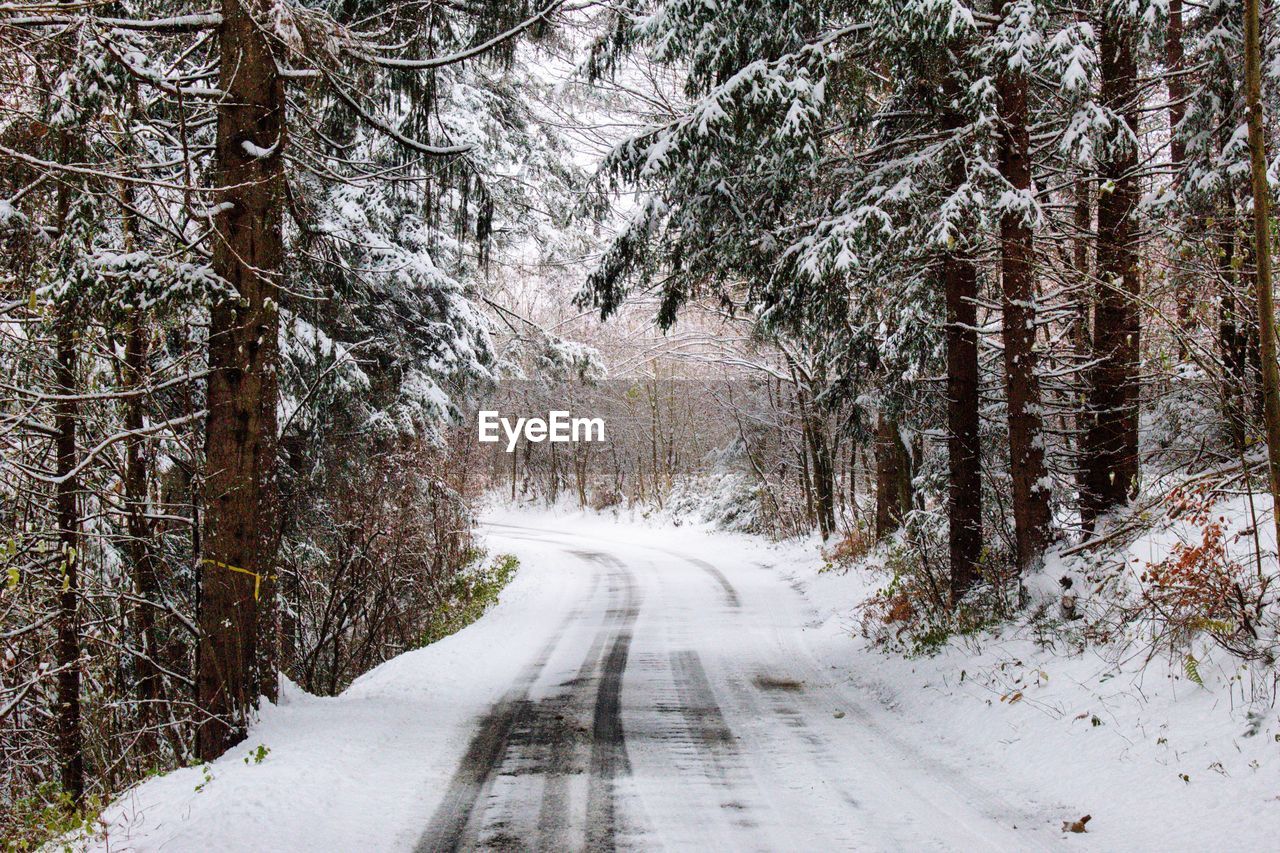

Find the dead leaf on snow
[[1062, 815, 1092, 834]]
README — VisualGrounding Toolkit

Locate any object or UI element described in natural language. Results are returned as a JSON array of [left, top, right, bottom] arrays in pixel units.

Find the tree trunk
[[1072, 180, 1092, 353], [810, 421, 836, 538], [874, 413, 912, 539], [1217, 198, 1252, 447], [119, 182, 165, 761], [997, 29, 1051, 568], [1243, 0, 1280, 553], [945, 247, 983, 601], [798, 387, 835, 538], [848, 439, 858, 516], [796, 395, 815, 526], [1166, 0, 1193, 349], [126, 303, 165, 760], [54, 310, 83, 802], [197, 0, 285, 761], [1072, 179, 1094, 504], [576, 445, 589, 507], [549, 440, 559, 502], [649, 380, 661, 507], [942, 79, 983, 603], [1081, 11, 1140, 530], [510, 440, 518, 501], [52, 116, 83, 802], [1165, 0, 1185, 179]]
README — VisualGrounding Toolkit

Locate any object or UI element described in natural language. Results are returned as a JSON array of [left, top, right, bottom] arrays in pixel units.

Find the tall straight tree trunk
[[849, 439, 858, 515], [810, 421, 836, 538], [54, 311, 83, 802], [125, 312, 165, 752], [1165, 0, 1186, 173], [1217, 197, 1252, 447], [52, 124, 83, 803], [197, 0, 285, 761], [797, 386, 835, 538], [1072, 180, 1092, 353], [942, 83, 983, 602], [549, 440, 560, 502], [1072, 180, 1094, 504], [1210, 70, 1258, 440], [875, 413, 912, 539], [121, 186, 165, 760], [576, 445, 589, 507], [1243, 0, 1280, 552], [997, 24, 1051, 569], [945, 248, 983, 601], [1166, 0, 1193, 349], [1081, 10, 1140, 530]]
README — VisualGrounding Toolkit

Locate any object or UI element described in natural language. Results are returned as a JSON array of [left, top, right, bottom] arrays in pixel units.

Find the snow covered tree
[[0, 0, 590, 814]]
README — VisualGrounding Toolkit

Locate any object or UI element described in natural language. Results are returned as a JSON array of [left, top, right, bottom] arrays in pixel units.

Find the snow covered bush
[[858, 510, 1020, 656], [666, 470, 766, 534], [1138, 492, 1268, 657], [820, 524, 874, 574]]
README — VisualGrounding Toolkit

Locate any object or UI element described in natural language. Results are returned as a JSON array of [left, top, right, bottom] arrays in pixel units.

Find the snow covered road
[[95, 511, 1070, 852], [429, 520, 1057, 852]]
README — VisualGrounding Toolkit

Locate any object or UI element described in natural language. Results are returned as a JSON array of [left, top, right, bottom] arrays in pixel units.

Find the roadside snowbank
[[88, 529, 585, 852]]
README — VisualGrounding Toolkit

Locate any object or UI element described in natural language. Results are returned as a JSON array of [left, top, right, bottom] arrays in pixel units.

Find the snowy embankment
[[90, 523, 592, 851], [731, 510, 1280, 851], [86, 503, 1277, 851], [755, 514, 1279, 851]]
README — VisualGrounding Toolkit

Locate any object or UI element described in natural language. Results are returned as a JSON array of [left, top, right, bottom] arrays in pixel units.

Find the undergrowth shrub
[[282, 439, 485, 694], [1, 783, 106, 852], [820, 522, 873, 573], [420, 552, 520, 646], [591, 488, 622, 511], [1137, 485, 1276, 663], [857, 511, 1018, 656]]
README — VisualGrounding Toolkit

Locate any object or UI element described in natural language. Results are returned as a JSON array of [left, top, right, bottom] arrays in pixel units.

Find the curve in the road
[[421, 520, 1062, 852]]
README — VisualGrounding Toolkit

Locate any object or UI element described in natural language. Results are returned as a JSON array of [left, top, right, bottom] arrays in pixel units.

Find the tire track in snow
[[416, 549, 641, 852], [667, 648, 765, 830], [582, 551, 639, 851], [483, 522, 740, 610], [533, 550, 639, 851], [670, 650, 736, 754], [413, 591, 585, 852], [452, 521, 1064, 851], [671, 555, 740, 609]]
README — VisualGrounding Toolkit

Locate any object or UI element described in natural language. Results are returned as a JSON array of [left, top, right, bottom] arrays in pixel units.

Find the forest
[[1, 0, 1279, 848]]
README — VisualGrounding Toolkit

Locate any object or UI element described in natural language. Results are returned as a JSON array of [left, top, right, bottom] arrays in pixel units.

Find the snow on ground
[[502, 503, 1280, 850], [91, 525, 594, 852], [86, 502, 1279, 851]]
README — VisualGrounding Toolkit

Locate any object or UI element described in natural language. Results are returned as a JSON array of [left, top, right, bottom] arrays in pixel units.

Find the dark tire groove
[[414, 567, 601, 853], [582, 552, 640, 852], [584, 628, 634, 850], [677, 556, 741, 609], [416, 549, 640, 853], [415, 687, 547, 851], [670, 650, 736, 753]]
